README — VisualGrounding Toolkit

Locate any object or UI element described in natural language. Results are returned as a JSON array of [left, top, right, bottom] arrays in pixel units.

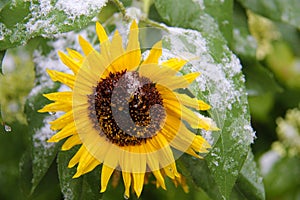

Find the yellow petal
[[48, 122, 76, 142], [163, 163, 179, 179], [78, 35, 94, 56], [161, 58, 187, 73], [58, 51, 80, 74], [43, 91, 72, 102], [110, 30, 125, 63], [132, 173, 145, 198], [175, 92, 210, 111], [152, 170, 166, 190], [61, 134, 81, 151], [68, 145, 86, 168], [124, 20, 141, 70], [122, 172, 131, 198], [49, 111, 73, 131], [96, 21, 109, 44], [73, 148, 101, 178], [183, 72, 200, 83], [38, 102, 71, 112], [100, 165, 115, 193], [142, 41, 162, 65], [46, 69, 75, 89], [66, 48, 83, 62]]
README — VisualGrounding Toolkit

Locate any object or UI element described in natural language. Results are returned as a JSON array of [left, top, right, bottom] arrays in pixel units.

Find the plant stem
[[110, 0, 130, 21], [140, 17, 168, 31]]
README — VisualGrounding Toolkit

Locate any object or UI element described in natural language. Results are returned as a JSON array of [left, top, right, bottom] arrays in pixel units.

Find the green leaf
[[0, 0, 108, 50], [162, 22, 255, 199], [263, 155, 300, 199], [231, 150, 265, 200], [178, 155, 223, 200], [0, 50, 5, 74], [0, 0, 10, 11], [154, 0, 233, 45], [232, 2, 257, 58], [57, 148, 103, 200], [25, 84, 61, 194], [243, 62, 282, 96], [237, 0, 300, 29]]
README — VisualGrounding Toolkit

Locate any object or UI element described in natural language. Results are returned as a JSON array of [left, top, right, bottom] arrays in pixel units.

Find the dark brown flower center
[[88, 70, 165, 146]]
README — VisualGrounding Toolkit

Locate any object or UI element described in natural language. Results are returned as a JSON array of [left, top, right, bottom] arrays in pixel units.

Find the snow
[[0, 0, 108, 45], [259, 150, 280, 175], [29, 25, 95, 98], [233, 28, 257, 56], [33, 116, 56, 149], [162, 25, 255, 177], [193, 0, 205, 10], [56, 0, 108, 20], [163, 26, 255, 147]]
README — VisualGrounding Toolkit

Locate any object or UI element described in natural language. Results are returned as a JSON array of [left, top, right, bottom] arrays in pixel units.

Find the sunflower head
[[39, 20, 218, 198]]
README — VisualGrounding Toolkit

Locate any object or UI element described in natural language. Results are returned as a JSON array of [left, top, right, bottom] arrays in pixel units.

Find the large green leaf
[[232, 2, 256, 59], [161, 20, 255, 199], [57, 148, 103, 200], [25, 84, 61, 194], [154, 0, 233, 45], [232, 150, 265, 200], [0, 0, 108, 50], [237, 0, 300, 29]]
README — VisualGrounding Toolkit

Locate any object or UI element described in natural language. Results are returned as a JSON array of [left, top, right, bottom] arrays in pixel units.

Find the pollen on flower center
[[88, 70, 166, 146]]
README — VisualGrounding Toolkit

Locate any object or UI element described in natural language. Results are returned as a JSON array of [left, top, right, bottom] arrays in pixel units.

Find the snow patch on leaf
[[29, 25, 95, 97], [33, 116, 56, 149], [0, 0, 107, 48], [163, 27, 255, 145], [56, 0, 107, 20]]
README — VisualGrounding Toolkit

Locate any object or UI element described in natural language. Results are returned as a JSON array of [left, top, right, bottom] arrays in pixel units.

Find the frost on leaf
[[0, 0, 108, 49], [162, 27, 255, 198]]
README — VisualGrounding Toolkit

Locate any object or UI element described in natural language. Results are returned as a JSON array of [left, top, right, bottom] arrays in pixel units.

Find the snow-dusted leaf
[[25, 24, 98, 196], [162, 23, 255, 199], [0, 0, 108, 50], [237, 0, 300, 29], [232, 150, 265, 200], [25, 85, 61, 193], [57, 149, 103, 200], [232, 3, 257, 59], [24, 28, 86, 193], [154, 0, 233, 45]]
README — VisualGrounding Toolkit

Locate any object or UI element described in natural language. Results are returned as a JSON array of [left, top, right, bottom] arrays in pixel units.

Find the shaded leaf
[[0, 0, 108, 50], [237, 0, 300, 29], [243, 62, 282, 96], [264, 156, 300, 199], [57, 148, 103, 200], [232, 150, 265, 200], [178, 155, 223, 200]]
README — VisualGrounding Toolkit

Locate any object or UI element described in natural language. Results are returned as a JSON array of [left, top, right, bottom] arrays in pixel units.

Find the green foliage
[[237, 0, 300, 29], [1, 0, 300, 199], [57, 148, 103, 200], [0, 0, 108, 50]]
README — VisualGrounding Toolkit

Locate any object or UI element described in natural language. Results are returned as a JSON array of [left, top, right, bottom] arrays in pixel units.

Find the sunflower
[[39, 21, 218, 198]]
